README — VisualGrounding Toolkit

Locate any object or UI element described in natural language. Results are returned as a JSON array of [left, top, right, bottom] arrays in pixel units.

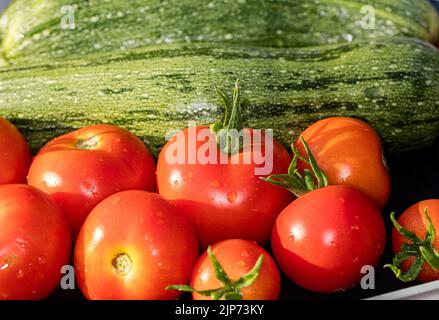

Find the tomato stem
[[261, 136, 328, 197], [166, 246, 264, 300], [112, 253, 132, 276], [385, 209, 439, 282], [210, 80, 244, 155], [76, 136, 100, 150]]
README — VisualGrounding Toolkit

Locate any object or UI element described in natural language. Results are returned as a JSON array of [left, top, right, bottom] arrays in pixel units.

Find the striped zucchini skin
[[1, 0, 439, 65], [0, 38, 438, 156]]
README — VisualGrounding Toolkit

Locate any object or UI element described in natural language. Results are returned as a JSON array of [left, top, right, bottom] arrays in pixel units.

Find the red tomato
[[189, 239, 281, 300], [27, 124, 156, 238], [74, 190, 199, 300], [392, 199, 439, 282], [271, 185, 386, 293], [0, 117, 31, 184], [157, 126, 293, 248], [295, 117, 391, 208], [0, 184, 71, 300]]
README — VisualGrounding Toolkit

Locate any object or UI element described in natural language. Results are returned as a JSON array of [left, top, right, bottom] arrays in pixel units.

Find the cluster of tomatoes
[[0, 87, 438, 300]]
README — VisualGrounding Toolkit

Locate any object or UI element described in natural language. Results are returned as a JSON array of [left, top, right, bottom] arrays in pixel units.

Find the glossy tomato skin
[[27, 124, 156, 238], [392, 199, 439, 282], [190, 239, 281, 300], [296, 117, 391, 208], [74, 190, 199, 300], [157, 126, 294, 248], [272, 185, 386, 293], [0, 117, 31, 184], [0, 184, 71, 300]]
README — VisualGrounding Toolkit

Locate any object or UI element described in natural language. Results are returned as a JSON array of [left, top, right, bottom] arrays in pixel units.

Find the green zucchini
[[1, 0, 439, 65], [0, 38, 438, 155]]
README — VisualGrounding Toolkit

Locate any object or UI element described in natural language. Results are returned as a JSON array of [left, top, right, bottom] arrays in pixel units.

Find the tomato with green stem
[[167, 239, 281, 300], [27, 124, 156, 238], [386, 199, 439, 282], [295, 117, 391, 208], [0, 117, 31, 184], [157, 81, 293, 248], [74, 190, 199, 300], [263, 138, 386, 293]]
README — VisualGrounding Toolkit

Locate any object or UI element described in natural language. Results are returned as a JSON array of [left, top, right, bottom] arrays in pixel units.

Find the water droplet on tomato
[[329, 241, 337, 248], [37, 257, 46, 265], [83, 181, 98, 198], [154, 211, 165, 219], [237, 260, 246, 267], [288, 234, 295, 242], [16, 269, 24, 279], [153, 211, 165, 224], [210, 180, 220, 188], [351, 225, 360, 231], [241, 250, 249, 258], [112, 196, 121, 205], [226, 191, 237, 203], [157, 262, 163, 267], [352, 257, 359, 263], [15, 239, 27, 249]]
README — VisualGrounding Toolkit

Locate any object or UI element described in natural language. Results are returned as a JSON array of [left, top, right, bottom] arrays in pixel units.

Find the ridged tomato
[[295, 117, 391, 208]]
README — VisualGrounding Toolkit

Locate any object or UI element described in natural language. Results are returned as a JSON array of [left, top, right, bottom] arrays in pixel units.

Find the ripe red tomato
[[271, 185, 386, 293], [391, 199, 439, 282], [0, 184, 71, 300], [0, 117, 31, 184], [74, 190, 199, 300], [295, 117, 391, 208], [157, 126, 293, 248], [27, 124, 156, 238], [188, 239, 281, 300]]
